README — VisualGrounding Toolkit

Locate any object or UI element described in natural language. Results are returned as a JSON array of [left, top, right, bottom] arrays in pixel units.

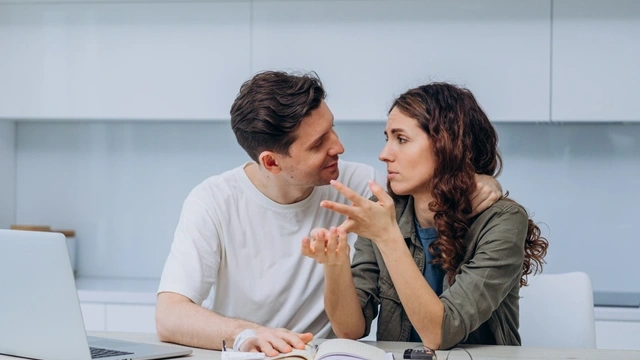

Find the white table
[[59, 332, 640, 360]]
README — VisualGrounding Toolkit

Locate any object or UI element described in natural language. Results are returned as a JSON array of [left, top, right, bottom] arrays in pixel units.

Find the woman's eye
[[398, 137, 407, 144]]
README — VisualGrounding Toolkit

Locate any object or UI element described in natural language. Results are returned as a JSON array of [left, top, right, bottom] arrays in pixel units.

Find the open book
[[269, 338, 394, 360]]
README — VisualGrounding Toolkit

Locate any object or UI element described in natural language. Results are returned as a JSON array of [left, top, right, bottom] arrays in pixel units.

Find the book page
[[315, 339, 387, 360]]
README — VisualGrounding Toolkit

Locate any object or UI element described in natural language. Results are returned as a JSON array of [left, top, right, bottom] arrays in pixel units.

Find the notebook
[[0, 229, 192, 360]]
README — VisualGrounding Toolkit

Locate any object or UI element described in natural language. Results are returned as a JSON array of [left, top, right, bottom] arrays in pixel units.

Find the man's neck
[[243, 162, 315, 205]]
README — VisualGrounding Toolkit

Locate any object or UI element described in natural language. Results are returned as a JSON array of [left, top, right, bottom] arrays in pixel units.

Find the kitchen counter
[[75, 277, 159, 304], [74, 277, 640, 322]]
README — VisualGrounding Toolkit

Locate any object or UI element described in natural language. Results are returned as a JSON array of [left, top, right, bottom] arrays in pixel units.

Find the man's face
[[277, 100, 345, 187]]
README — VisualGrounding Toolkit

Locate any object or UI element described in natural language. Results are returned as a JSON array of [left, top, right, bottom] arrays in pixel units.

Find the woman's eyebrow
[[384, 128, 407, 136]]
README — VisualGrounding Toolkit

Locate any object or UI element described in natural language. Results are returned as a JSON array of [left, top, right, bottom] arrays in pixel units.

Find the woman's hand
[[301, 227, 350, 265], [320, 180, 402, 246]]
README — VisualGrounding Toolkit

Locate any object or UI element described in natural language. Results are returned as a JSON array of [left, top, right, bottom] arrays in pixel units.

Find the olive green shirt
[[351, 197, 528, 349]]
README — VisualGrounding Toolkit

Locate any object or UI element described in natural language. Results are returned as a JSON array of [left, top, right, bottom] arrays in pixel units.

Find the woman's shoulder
[[473, 198, 530, 230], [467, 198, 531, 249], [485, 198, 527, 217]]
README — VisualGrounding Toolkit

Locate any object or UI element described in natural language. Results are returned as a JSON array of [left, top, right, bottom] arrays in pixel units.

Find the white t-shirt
[[158, 160, 385, 338]]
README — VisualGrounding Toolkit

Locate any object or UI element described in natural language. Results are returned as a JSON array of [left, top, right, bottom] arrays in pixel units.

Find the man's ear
[[258, 151, 282, 175]]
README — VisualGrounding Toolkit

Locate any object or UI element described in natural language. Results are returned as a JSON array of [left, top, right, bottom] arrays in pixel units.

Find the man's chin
[[318, 171, 339, 186]]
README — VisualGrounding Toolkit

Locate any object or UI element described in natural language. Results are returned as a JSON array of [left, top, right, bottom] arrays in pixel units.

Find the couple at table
[[155, 70, 549, 356]]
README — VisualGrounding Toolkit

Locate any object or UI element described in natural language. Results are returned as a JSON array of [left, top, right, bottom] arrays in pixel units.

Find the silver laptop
[[0, 229, 192, 360]]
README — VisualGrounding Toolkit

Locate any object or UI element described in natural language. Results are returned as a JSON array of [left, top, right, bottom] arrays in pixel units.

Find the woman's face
[[379, 107, 435, 197]]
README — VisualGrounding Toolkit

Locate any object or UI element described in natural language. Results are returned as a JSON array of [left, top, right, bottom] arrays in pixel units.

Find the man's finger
[[243, 338, 277, 357], [337, 227, 349, 254], [326, 227, 338, 257], [309, 228, 322, 240], [301, 237, 313, 257], [470, 186, 482, 201], [277, 331, 308, 350], [264, 334, 293, 355], [256, 338, 279, 357], [470, 197, 494, 217], [329, 180, 367, 206], [298, 332, 314, 344], [316, 228, 328, 244], [314, 238, 328, 264]]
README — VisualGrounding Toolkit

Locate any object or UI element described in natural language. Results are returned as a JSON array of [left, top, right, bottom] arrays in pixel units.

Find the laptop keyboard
[[90, 346, 134, 359]]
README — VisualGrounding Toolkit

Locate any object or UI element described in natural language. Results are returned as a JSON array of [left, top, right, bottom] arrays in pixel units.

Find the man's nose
[[329, 133, 345, 156]]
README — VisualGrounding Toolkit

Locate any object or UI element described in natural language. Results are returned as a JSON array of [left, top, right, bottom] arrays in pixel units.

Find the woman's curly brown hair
[[389, 83, 548, 287]]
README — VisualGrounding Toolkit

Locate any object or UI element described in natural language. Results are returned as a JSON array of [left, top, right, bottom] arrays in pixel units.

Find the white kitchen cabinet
[[552, 0, 640, 122], [595, 320, 640, 350], [0, 122, 15, 229], [0, 2, 251, 120], [80, 303, 106, 331], [105, 304, 156, 333], [253, 0, 551, 122], [77, 278, 158, 333]]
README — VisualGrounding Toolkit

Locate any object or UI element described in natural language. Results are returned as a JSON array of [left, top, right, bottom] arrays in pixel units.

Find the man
[[156, 71, 501, 356]]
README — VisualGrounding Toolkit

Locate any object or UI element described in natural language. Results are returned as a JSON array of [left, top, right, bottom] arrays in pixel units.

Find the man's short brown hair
[[230, 71, 326, 162]]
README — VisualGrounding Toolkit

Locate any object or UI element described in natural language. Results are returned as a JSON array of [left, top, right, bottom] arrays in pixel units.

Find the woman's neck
[[413, 193, 436, 229]]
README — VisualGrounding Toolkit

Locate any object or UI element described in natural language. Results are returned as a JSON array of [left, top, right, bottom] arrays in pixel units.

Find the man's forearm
[[156, 295, 259, 350], [323, 263, 365, 339]]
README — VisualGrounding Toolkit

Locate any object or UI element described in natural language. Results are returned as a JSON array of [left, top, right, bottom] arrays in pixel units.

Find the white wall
[[0, 122, 15, 229], [14, 122, 640, 294], [3, 0, 640, 292]]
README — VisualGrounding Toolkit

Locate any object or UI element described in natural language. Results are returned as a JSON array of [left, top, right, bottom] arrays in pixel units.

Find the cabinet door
[[80, 303, 106, 331], [106, 304, 156, 333], [0, 122, 15, 229], [0, 2, 251, 120], [595, 320, 640, 350], [552, 0, 640, 122], [253, 0, 551, 122]]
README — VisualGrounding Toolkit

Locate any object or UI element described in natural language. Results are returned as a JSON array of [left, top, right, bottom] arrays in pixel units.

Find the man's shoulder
[[186, 164, 245, 204]]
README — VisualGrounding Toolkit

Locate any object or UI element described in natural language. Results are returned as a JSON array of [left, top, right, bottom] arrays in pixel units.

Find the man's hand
[[238, 327, 313, 357], [301, 227, 350, 265], [470, 174, 503, 217]]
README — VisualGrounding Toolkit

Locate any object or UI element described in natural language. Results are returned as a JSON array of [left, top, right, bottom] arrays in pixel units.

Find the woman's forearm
[[323, 262, 366, 339]]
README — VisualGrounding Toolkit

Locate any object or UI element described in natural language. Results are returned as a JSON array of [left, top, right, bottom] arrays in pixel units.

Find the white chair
[[519, 271, 597, 348]]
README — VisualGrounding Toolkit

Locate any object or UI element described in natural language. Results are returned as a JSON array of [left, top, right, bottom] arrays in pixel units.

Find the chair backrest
[[519, 272, 596, 349]]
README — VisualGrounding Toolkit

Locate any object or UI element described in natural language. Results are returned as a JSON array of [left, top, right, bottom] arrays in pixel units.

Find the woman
[[301, 82, 549, 350]]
